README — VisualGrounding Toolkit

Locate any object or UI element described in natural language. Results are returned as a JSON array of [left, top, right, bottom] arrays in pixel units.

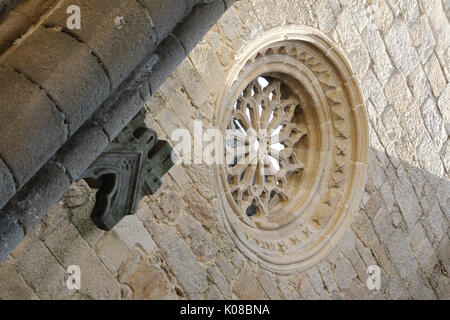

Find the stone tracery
[[214, 26, 369, 274], [227, 76, 307, 219]]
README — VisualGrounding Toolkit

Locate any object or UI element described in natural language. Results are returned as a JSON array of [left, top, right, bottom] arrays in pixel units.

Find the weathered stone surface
[[114, 215, 156, 255], [2, 163, 71, 234], [386, 229, 417, 283], [13, 0, 58, 22], [384, 19, 419, 76], [305, 266, 325, 295], [174, 0, 226, 54], [45, 0, 157, 90], [189, 41, 226, 94], [337, 228, 359, 265], [407, 65, 431, 107], [62, 180, 92, 208], [0, 64, 67, 188], [333, 253, 355, 290], [436, 275, 450, 299], [168, 165, 192, 189], [351, 211, 379, 248], [424, 54, 447, 97], [335, 7, 370, 75], [372, 207, 395, 244], [317, 260, 338, 293], [421, 98, 447, 150], [38, 200, 70, 242], [387, 270, 410, 300], [232, 265, 267, 300], [0, 0, 22, 19], [361, 27, 394, 85], [69, 190, 105, 248], [156, 107, 184, 137], [215, 252, 236, 283], [0, 258, 38, 300], [391, 169, 421, 231], [120, 249, 173, 300], [96, 231, 130, 274], [0, 213, 24, 263], [54, 123, 109, 181], [207, 264, 232, 299], [204, 285, 224, 300], [311, 0, 336, 33], [361, 69, 387, 114], [440, 140, 450, 173], [44, 219, 120, 299], [145, 219, 208, 299], [93, 91, 144, 141], [0, 10, 29, 54], [422, 204, 448, 247], [177, 215, 217, 261], [139, 0, 198, 41], [417, 133, 445, 178], [182, 185, 216, 229], [166, 90, 195, 127], [247, 0, 286, 29], [410, 14, 436, 63], [277, 276, 301, 300], [174, 59, 210, 107], [3, 26, 110, 135], [408, 223, 437, 277], [299, 275, 320, 300], [408, 273, 437, 300], [148, 35, 187, 93], [16, 241, 73, 299], [256, 269, 281, 300], [0, 158, 16, 209], [146, 90, 166, 117], [438, 84, 450, 134]]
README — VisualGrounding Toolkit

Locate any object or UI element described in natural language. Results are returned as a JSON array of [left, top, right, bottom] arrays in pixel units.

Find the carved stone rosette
[[213, 26, 369, 274]]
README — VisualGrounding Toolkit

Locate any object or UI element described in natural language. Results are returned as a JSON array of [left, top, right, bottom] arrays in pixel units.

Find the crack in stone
[[0, 154, 18, 191], [42, 24, 113, 93], [7, 64, 70, 140]]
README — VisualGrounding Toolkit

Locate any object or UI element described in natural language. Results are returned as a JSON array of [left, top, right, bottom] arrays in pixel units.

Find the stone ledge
[[0, 158, 16, 209], [3, 26, 111, 135], [0, 0, 235, 263], [43, 0, 157, 90], [0, 64, 68, 189]]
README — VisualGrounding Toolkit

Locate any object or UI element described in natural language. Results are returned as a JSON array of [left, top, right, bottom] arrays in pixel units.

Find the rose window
[[227, 76, 307, 220], [213, 26, 369, 274]]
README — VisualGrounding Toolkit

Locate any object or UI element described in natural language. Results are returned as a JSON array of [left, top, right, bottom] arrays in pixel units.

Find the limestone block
[[232, 265, 267, 300], [0, 158, 15, 209], [148, 35, 186, 93], [384, 19, 419, 76], [0, 65, 67, 188], [3, 26, 110, 135], [54, 123, 109, 180], [173, 0, 226, 54], [0, 213, 24, 263], [44, 0, 157, 90], [145, 219, 208, 299], [2, 163, 70, 233]]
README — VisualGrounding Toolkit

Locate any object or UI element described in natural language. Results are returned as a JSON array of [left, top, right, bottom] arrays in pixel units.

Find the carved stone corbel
[[82, 110, 173, 230]]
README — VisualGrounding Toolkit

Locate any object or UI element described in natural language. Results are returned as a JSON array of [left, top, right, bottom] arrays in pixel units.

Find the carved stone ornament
[[213, 26, 369, 274], [82, 110, 174, 230]]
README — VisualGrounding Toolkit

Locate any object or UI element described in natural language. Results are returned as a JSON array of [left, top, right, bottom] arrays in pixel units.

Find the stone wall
[[0, 0, 449, 300]]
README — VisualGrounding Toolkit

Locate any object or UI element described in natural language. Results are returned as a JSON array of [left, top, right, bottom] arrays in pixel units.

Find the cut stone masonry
[[0, 0, 448, 301], [0, 0, 235, 261]]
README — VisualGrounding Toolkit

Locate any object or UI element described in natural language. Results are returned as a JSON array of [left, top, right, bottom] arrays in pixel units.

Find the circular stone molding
[[213, 26, 369, 274]]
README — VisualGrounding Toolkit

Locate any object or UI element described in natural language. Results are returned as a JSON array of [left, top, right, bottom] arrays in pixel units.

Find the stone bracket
[[82, 110, 173, 230]]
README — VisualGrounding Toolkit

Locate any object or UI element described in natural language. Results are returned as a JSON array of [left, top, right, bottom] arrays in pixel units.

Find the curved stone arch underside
[[213, 25, 369, 274]]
